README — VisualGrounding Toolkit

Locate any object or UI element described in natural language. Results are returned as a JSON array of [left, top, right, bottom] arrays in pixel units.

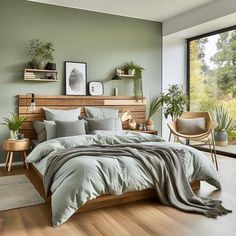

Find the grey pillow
[[85, 106, 119, 119], [86, 118, 122, 133], [44, 120, 57, 140], [177, 117, 206, 135], [43, 107, 81, 121], [87, 118, 114, 131], [56, 120, 86, 137], [32, 120, 46, 142]]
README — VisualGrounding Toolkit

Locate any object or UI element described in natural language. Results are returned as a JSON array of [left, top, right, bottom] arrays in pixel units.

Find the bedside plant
[[146, 96, 162, 131], [1, 113, 27, 140], [124, 61, 144, 100], [160, 84, 188, 121], [28, 39, 55, 69], [213, 105, 236, 146]]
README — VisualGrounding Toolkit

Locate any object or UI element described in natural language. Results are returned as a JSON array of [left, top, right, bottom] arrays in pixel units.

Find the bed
[[18, 95, 229, 226]]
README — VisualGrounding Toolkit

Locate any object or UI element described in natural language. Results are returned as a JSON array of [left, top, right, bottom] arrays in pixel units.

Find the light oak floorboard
[[0, 154, 235, 236]]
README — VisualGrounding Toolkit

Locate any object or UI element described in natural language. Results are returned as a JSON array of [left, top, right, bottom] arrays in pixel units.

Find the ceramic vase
[[214, 131, 228, 146], [145, 118, 154, 131]]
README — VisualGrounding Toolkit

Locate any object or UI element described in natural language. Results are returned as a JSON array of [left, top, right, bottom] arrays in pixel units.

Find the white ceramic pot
[[128, 69, 135, 76]]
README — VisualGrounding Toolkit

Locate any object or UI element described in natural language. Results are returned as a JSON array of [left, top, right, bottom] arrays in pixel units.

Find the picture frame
[[65, 61, 87, 95], [88, 81, 104, 96]]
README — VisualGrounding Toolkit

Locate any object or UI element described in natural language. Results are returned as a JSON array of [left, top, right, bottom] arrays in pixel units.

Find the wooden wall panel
[[18, 95, 146, 139]]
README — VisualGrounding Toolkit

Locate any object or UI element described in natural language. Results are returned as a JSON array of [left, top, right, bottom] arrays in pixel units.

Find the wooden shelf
[[24, 68, 59, 82], [118, 74, 134, 78], [24, 69, 58, 73], [24, 78, 59, 82]]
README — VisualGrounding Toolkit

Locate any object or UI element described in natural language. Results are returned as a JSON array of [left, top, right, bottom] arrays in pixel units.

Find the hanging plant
[[124, 61, 144, 100]]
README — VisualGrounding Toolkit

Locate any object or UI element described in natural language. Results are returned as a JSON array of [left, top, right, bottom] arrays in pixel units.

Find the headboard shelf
[[18, 95, 146, 139]]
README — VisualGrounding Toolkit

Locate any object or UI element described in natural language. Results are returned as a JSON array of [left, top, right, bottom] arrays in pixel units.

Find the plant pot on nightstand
[[145, 118, 154, 131]]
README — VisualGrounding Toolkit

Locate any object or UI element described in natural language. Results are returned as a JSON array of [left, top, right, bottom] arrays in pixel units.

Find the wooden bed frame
[[18, 95, 200, 212]]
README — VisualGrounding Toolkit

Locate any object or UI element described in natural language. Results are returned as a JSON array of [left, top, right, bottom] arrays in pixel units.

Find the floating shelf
[[24, 68, 59, 82], [119, 74, 134, 78]]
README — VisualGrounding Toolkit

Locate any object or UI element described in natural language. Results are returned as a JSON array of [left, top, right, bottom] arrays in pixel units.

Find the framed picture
[[88, 81, 104, 96], [65, 61, 87, 95]]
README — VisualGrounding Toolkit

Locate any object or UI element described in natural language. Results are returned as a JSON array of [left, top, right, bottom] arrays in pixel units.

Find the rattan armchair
[[168, 112, 218, 170]]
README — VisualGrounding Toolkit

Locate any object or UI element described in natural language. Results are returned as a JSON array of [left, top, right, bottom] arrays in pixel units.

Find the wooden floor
[[0, 154, 235, 236]]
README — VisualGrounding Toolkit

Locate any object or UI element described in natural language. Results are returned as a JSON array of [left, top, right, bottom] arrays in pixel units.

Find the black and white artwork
[[65, 61, 87, 95]]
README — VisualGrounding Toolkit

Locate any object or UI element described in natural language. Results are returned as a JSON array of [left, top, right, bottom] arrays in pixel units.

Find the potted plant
[[146, 96, 162, 130], [28, 39, 55, 69], [1, 113, 27, 140], [124, 61, 145, 100], [213, 105, 236, 146], [160, 84, 188, 121]]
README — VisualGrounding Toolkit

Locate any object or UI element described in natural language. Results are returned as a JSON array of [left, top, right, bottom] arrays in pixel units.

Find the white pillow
[[177, 117, 206, 135], [43, 107, 81, 121], [44, 120, 56, 140]]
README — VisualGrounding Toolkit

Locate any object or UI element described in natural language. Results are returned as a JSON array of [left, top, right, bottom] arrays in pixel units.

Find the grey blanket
[[44, 144, 231, 218]]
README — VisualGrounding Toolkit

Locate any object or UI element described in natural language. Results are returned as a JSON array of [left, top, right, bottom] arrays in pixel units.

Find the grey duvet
[[27, 133, 229, 226]]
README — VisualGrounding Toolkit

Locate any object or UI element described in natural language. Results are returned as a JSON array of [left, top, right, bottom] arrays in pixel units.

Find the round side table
[[3, 139, 30, 172]]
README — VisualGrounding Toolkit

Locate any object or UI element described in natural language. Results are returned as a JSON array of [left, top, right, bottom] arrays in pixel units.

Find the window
[[187, 26, 236, 153]]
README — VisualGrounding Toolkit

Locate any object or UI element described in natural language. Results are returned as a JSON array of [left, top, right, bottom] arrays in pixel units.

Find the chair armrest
[[207, 120, 218, 131]]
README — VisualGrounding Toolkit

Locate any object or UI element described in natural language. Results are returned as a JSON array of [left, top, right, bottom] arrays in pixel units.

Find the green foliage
[[161, 84, 188, 120], [124, 61, 145, 100], [213, 105, 236, 132], [228, 130, 236, 141], [211, 30, 236, 98], [28, 39, 55, 62], [148, 96, 162, 119], [1, 113, 27, 131]]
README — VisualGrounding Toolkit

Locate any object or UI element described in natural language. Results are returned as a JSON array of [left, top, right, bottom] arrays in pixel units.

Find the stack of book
[[24, 72, 36, 79]]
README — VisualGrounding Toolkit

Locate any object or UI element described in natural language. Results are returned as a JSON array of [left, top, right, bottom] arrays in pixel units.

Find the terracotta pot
[[145, 118, 154, 131]]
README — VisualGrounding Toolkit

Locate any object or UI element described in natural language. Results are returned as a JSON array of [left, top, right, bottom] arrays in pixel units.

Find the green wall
[[0, 0, 162, 163]]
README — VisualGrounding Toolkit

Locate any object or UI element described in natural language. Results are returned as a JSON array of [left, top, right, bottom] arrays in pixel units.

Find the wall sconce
[[29, 93, 36, 112]]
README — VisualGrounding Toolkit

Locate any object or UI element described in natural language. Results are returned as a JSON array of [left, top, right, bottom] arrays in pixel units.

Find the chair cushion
[[177, 117, 206, 135]]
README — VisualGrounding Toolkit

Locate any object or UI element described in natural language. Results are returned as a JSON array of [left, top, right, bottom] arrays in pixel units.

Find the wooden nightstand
[[3, 139, 30, 172], [126, 130, 158, 135]]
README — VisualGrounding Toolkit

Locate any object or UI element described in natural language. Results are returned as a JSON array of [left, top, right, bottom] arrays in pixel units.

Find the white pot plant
[[1, 113, 27, 140], [124, 61, 145, 100], [28, 39, 55, 69], [146, 96, 162, 131], [213, 105, 236, 146]]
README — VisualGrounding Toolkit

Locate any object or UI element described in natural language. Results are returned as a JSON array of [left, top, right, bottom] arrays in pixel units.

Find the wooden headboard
[[18, 95, 146, 139]]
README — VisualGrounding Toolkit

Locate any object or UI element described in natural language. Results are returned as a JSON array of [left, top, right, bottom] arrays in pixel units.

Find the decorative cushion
[[43, 107, 81, 121], [56, 120, 86, 138], [32, 120, 46, 142], [44, 120, 57, 140], [85, 106, 119, 119], [86, 118, 123, 133], [177, 117, 206, 135], [87, 118, 114, 132]]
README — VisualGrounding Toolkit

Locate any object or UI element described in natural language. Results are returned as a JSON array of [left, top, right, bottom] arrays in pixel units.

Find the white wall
[[162, 37, 186, 140]]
